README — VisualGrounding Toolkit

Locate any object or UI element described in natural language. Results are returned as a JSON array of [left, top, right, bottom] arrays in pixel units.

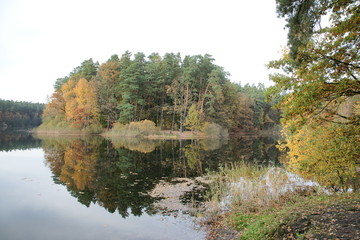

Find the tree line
[[42, 52, 280, 133], [0, 99, 44, 131]]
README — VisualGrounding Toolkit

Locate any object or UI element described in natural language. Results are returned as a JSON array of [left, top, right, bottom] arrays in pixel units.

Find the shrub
[[202, 122, 229, 139], [106, 120, 159, 137], [83, 123, 103, 134]]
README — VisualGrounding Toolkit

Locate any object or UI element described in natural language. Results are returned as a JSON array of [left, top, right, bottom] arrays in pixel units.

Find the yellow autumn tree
[[184, 104, 203, 133], [73, 78, 100, 128], [61, 78, 100, 129], [61, 78, 77, 124], [268, 0, 360, 191], [283, 121, 360, 191], [41, 89, 66, 127]]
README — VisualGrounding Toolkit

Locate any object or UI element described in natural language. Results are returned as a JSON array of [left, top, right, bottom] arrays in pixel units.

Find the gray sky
[[0, 0, 287, 103]]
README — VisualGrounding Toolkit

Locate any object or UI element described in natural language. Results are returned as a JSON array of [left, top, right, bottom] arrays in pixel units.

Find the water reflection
[[1, 132, 358, 240], [110, 137, 160, 153], [36, 135, 283, 218], [0, 131, 41, 151]]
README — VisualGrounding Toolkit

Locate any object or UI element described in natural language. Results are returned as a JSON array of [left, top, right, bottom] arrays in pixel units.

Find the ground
[[203, 193, 360, 240], [282, 199, 360, 240], [202, 214, 240, 240]]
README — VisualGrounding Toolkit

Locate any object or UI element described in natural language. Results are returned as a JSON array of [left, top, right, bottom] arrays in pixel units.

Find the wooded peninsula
[[37, 52, 281, 137]]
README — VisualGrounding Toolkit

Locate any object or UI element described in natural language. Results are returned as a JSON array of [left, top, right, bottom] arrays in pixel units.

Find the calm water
[[0, 132, 281, 240]]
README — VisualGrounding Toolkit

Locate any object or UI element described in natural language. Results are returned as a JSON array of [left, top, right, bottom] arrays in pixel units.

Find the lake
[[0, 132, 281, 240]]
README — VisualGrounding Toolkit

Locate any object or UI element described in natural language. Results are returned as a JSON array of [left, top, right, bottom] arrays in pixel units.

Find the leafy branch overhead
[[268, 0, 359, 130], [268, 0, 359, 188]]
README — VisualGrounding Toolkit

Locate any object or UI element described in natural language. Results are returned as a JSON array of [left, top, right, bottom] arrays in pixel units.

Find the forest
[[40, 53, 280, 134], [0, 99, 44, 131]]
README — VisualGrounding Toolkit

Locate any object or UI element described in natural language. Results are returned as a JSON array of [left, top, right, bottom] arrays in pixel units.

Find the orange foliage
[[43, 90, 65, 119], [61, 78, 99, 128]]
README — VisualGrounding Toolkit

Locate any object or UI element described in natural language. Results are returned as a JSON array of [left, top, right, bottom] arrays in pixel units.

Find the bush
[[83, 123, 103, 134], [106, 120, 159, 137], [202, 122, 229, 139]]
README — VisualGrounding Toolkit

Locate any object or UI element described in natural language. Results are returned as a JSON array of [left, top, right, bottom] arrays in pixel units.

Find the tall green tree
[[117, 52, 146, 123], [97, 55, 121, 129], [71, 58, 99, 80]]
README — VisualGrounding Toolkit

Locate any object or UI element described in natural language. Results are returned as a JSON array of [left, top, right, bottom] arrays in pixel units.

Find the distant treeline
[[0, 99, 44, 131], [41, 52, 280, 133]]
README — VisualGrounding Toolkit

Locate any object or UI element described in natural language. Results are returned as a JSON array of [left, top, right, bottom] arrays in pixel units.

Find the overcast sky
[[0, 0, 288, 103]]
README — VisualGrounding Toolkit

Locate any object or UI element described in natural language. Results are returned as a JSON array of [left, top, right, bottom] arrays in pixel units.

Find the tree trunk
[[160, 80, 166, 130], [138, 104, 144, 121], [199, 82, 211, 113], [171, 103, 176, 133], [107, 115, 110, 130]]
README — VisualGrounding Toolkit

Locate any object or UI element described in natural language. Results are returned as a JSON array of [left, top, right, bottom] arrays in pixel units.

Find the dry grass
[[204, 162, 320, 215]]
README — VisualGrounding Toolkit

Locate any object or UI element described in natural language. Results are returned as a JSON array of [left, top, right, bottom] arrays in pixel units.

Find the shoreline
[[33, 128, 277, 140]]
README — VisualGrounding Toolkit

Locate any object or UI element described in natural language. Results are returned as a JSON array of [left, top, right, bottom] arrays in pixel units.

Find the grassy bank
[[203, 163, 360, 239], [35, 126, 102, 135]]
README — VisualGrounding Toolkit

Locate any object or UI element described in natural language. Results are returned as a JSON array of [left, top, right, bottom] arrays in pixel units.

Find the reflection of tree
[[109, 137, 160, 153], [61, 140, 98, 191], [42, 136, 102, 207], [41, 136, 160, 217], [0, 131, 41, 152], [184, 140, 203, 175], [95, 147, 162, 217], [39, 135, 285, 218]]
